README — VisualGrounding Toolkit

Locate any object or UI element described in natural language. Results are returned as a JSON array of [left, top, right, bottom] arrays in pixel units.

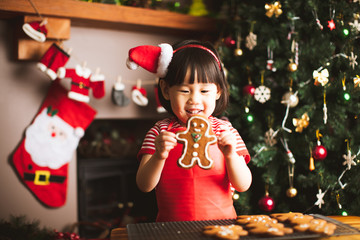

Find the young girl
[[127, 40, 252, 222]]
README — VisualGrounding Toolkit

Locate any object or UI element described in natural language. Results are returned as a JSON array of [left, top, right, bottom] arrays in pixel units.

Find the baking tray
[[127, 214, 360, 240]]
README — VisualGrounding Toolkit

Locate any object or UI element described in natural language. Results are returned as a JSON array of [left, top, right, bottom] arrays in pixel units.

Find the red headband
[[173, 44, 222, 70]]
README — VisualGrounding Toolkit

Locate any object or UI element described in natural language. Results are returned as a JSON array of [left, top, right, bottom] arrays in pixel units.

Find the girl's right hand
[[154, 131, 177, 160]]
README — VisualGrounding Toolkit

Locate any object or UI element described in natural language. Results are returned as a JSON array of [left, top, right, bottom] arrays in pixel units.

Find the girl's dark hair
[[158, 40, 229, 117]]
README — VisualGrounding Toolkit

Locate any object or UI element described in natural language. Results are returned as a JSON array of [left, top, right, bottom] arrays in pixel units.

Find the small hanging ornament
[[292, 112, 310, 133], [354, 75, 360, 88], [265, 1, 282, 18], [22, 18, 48, 42], [288, 40, 299, 72], [286, 162, 297, 198], [264, 115, 278, 147], [327, 8, 336, 31], [281, 91, 299, 108], [266, 46, 276, 72], [314, 187, 328, 209], [327, 19, 336, 30], [348, 52, 358, 69], [313, 145, 328, 161], [234, 32, 243, 56], [280, 138, 296, 164], [286, 187, 298, 198], [281, 79, 299, 108], [243, 84, 255, 96], [245, 21, 257, 50], [223, 36, 236, 48], [243, 67, 255, 96], [188, 0, 209, 17], [312, 130, 327, 161], [323, 90, 328, 124], [349, 18, 360, 32], [313, 68, 329, 86], [254, 71, 271, 104], [258, 184, 275, 211], [309, 146, 315, 171], [312, 9, 323, 30], [342, 139, 357, 170], [336, 193, 342, 210]]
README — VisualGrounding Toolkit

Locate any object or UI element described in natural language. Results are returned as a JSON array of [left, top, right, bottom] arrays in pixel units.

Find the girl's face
[[160, 70, 221, 125]]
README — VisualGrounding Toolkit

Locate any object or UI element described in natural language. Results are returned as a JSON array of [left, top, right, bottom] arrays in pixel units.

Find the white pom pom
[[126, 58, 139, 70], [74, 127, 84, 138]]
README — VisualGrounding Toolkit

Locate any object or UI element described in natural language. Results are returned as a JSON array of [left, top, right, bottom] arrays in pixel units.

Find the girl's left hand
[[217, 128, 237, 158]]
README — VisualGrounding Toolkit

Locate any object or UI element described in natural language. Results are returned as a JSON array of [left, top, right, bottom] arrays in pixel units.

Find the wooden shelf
[[0, 0, 218, 36]]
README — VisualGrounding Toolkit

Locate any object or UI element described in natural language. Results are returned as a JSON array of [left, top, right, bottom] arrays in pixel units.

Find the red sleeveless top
[[138, 117, 250, 222]]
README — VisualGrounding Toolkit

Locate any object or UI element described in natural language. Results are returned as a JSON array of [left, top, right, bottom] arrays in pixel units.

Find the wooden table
[[110, 216, 360, 240]]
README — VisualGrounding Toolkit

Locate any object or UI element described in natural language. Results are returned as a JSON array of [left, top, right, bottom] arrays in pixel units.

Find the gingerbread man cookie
[[203, 225, 248, 240], [176, 115, 217, 169]]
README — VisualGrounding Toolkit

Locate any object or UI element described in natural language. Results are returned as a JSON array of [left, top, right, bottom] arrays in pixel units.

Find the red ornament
[[327, 19, 336, 31], [243, 84, 256, 96], [313, 145, 327, 161], [223, 36, 236, 48], [258, 194, 275, 212]]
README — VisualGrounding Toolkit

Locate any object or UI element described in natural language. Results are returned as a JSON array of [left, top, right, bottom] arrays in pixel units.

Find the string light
[[343, 92, 351, 101]]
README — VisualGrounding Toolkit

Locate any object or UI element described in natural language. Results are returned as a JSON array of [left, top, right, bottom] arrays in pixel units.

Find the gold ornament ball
[[282, 91, 299, 108], [234, 48, 243, 56], [288, 62, 298, 72], [286, 187, 298, 198]]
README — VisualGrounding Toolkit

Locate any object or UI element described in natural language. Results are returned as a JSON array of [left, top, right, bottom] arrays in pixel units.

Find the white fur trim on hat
[[157, 43, 173, 78], [22, 22, 46, 42]]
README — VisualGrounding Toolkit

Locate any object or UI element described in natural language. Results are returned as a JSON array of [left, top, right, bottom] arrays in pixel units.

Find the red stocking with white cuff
[[12, 80, 96, 207]]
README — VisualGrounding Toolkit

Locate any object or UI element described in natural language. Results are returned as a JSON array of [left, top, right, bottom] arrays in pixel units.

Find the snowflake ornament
[[254, 85, 271, 103], [348, 52, 358, 69], [342, 150, 357, 170], [349, 19, 360, 32], [245, 32, 257, 50], [264, 128, 278, 147], [314, 188, 328, 209]]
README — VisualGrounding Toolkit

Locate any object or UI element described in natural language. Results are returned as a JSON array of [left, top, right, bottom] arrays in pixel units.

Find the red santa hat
[[22, 19, 48, 43], [126, 43, 173, 78]]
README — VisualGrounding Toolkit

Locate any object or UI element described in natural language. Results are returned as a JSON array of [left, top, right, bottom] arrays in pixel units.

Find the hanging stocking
[[12, 80, 96, 207], [131, 80, 148, 106], [22, 19, 48, 42], [112, 76, 130, 107], [37, 43, 70, 80], [90, 68, 106, 99], [154, 84, 166, 113]]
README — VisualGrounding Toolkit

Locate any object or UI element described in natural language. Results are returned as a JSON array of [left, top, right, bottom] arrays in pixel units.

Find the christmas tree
[[218, 0, 360, 216]]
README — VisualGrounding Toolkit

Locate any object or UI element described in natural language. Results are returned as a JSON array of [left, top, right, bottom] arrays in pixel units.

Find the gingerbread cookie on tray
[[203, 224, 248, 240], [175, 115, 217, 169]]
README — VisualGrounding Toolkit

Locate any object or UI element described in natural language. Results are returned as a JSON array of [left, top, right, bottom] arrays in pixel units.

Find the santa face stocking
[[12, 80, 96, 207], [37, 43, 70, 80]]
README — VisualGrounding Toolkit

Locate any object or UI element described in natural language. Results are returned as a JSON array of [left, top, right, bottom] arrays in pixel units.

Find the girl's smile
[[160, 72, 221, 125]]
